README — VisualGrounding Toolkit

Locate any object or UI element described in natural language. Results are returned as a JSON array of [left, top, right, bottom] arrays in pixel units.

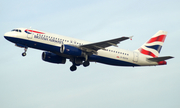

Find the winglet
[[129, 36, 133, 40]]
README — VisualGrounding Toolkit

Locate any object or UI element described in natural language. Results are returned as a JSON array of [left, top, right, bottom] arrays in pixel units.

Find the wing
[[79, 36, 133, 53]]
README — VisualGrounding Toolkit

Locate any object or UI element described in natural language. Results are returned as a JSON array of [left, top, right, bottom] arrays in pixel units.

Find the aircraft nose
[[4, 32, 16, 41], [4, 32, 17, 38], [4, 32, 9, 39]]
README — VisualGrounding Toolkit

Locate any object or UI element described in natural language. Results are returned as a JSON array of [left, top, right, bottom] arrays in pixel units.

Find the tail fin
[[136, 30, 167, 58]]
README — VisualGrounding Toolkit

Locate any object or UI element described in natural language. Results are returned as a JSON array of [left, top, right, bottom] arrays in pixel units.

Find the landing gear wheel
[[70, 65, 77, 71], [83, 61, 90, 67], [22, 52, 26, 56]]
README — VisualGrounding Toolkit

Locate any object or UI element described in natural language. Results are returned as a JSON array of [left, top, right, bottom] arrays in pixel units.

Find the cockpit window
[[12, 29, 21, 32], [11, 29, 16, 31]]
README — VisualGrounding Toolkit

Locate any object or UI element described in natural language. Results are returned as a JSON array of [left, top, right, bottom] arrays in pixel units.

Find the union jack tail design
[[137, 30, 167, 58]]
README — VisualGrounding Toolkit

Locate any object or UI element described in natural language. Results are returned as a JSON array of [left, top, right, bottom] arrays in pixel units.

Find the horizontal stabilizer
[[147, 56, 174, 62]]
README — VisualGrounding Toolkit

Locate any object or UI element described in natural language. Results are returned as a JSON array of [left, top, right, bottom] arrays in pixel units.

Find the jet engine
[[60, 44, 82, 56], [42, 52, 66, 64]]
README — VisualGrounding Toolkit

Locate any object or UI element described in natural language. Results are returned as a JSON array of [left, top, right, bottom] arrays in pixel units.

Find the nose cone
[[4, 32, 17, 37], [4, 32, 10, 40], [4, 32, 9, 39], [4, 32, 17, 42], [4, 31, 16, 37]]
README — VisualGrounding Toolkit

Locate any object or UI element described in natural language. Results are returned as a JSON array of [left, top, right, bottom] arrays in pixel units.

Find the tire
[[83, 61, 90, 67], [22, 52, 26, 56], [70, 65, 77, 71]]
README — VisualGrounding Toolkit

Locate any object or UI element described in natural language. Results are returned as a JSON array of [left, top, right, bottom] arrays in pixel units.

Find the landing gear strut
[[83, 54, 90, 67], [22, 47, 28, 57]]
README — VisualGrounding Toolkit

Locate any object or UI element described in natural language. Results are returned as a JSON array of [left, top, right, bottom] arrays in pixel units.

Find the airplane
[[4, 28, 174, 71]]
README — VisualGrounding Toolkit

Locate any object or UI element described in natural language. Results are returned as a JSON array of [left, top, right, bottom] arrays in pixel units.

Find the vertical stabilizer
[[136, 30, 167, 58]]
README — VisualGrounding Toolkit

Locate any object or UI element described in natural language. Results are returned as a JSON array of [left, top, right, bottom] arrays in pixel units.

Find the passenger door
[[133, 52, 139, 62], [27, 32, 33, 39]]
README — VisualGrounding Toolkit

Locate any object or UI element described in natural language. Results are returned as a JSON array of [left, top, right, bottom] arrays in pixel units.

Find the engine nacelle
[[60, 44, 82, 56], [42, 52, 66, 64]]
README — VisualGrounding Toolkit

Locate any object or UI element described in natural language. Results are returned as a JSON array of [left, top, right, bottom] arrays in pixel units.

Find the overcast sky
[[0, 0, 180, 108]]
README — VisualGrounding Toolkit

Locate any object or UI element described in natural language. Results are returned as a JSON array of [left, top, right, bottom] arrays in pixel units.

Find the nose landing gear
[[22, 47, 28, 57]]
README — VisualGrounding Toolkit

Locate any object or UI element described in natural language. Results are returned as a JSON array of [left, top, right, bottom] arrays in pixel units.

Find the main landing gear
[[70, 61, 90, 72], [70, 54, 91, 71], [22, 47, 28, 57]]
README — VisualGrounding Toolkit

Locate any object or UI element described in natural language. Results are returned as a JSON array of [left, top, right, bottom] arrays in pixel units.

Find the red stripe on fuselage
[[25, 29, 45, 34], [147, 35, 166, 43], [139, 48, 157, 58]]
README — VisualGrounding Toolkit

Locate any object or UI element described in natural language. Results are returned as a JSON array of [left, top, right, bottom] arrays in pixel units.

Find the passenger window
[[19, 30, 21, 32]]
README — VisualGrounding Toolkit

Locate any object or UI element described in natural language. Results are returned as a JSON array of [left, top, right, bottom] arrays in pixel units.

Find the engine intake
[[42, 52, 66, 64]]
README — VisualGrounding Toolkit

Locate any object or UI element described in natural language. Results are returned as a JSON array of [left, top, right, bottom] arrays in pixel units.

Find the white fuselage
[[4, 28, 159, 67]]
